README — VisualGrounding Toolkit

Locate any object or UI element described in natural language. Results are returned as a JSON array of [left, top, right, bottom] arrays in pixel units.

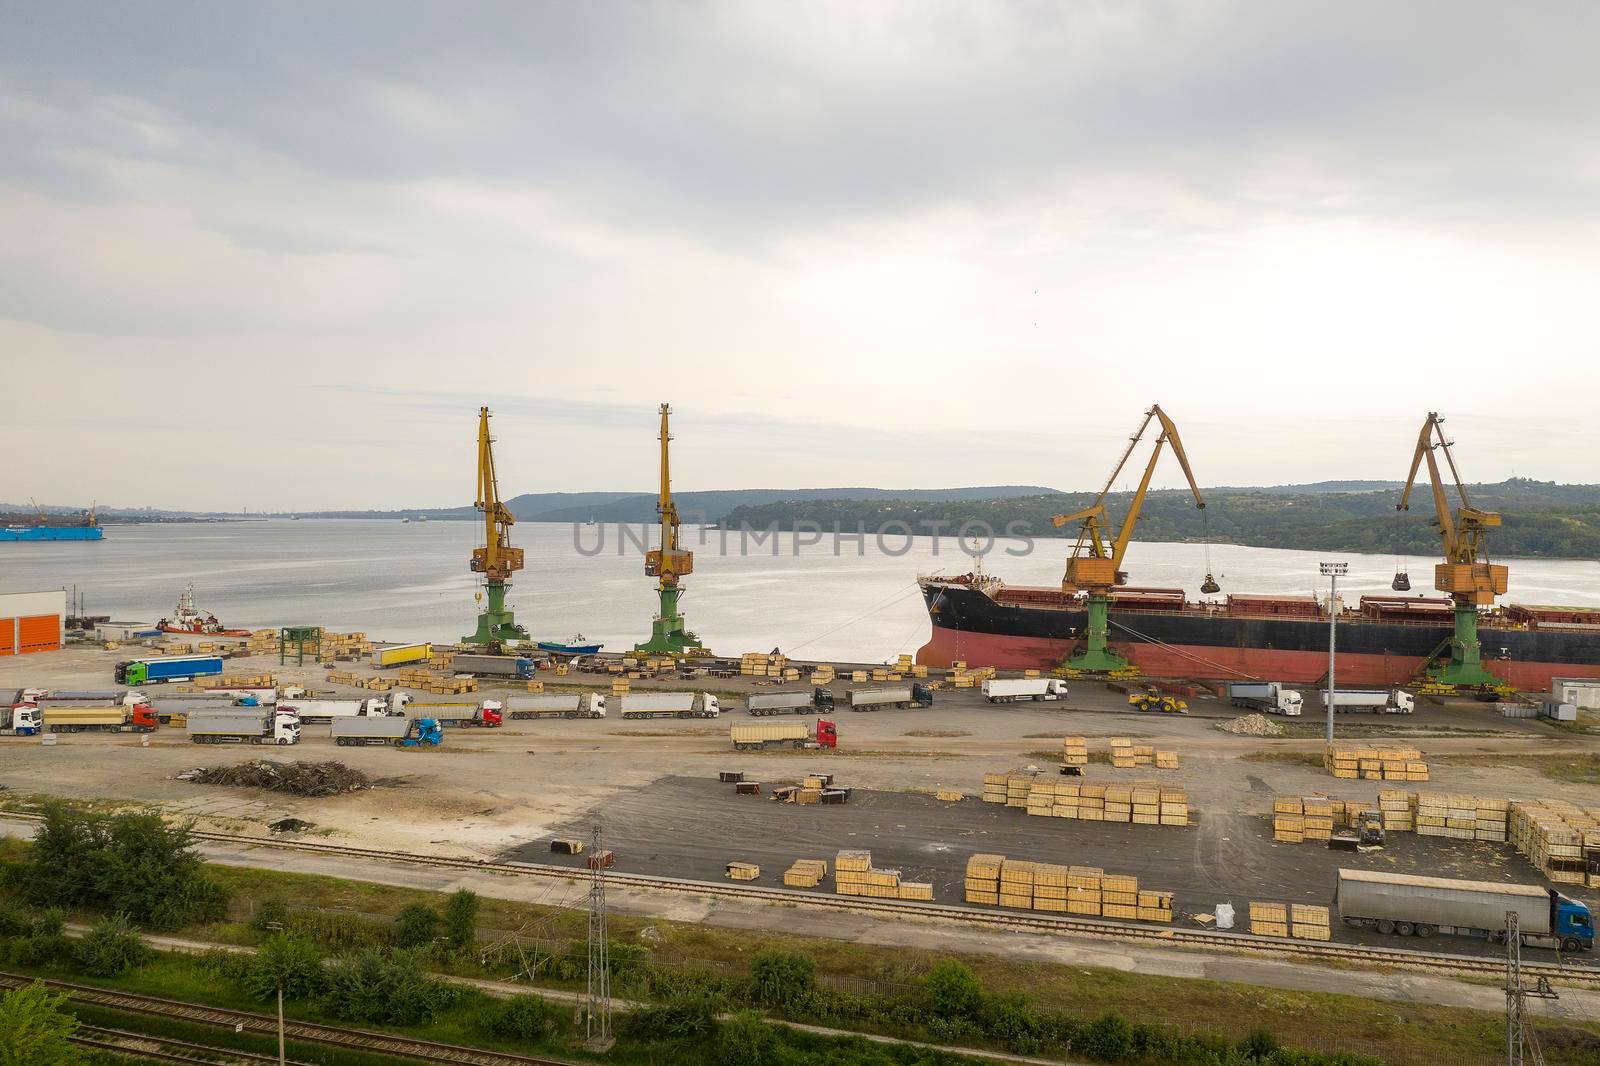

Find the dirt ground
[[3, 641, 1597, 961]]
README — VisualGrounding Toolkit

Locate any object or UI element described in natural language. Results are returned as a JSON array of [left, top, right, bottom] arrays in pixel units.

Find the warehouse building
[[0, 589, 66, 656]]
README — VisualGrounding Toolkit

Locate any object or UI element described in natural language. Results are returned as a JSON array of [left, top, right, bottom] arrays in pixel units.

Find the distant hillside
[[719, 479, 1600, 559], [515, 486, 1061, 525]]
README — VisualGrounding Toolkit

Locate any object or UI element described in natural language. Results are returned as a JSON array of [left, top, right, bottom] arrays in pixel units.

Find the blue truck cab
[[1555, 895, 1595, 951], [399, 718, 444, 747]]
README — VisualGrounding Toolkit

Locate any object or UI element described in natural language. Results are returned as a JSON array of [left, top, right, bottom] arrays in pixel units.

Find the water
[[4, 520, 1599, 661]]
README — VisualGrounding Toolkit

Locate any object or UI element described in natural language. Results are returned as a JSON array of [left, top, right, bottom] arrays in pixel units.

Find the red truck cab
[[130, 704, 160, 731], [478, 706, 503, 727], [815, 719, 838, 748]]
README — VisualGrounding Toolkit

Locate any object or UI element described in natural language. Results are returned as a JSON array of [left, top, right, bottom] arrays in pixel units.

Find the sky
[[4, 1, 1598, 511]]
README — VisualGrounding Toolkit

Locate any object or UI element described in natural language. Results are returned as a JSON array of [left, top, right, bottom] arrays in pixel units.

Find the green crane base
[[1059, 593, 1134, 674], [1422, 603, 1507, 690], [635, 586, 704, 654], [464, 581, 529, 645]]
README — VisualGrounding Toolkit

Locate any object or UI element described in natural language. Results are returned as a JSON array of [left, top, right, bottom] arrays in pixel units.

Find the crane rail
[[0, 972, 577, 1066], [3, 811, 1595, 988]]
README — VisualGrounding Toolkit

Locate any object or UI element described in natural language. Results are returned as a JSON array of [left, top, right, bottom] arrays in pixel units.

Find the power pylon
[[1505, 910, 1556, 1065], [584, 822, 614, 1051]]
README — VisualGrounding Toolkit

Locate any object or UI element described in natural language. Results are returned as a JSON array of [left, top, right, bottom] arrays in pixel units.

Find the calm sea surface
[[4, 521, 1598, 661]]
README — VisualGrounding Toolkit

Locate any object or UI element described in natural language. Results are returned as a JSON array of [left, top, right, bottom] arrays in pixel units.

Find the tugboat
[[158, 583, 250, 636], [536, 634, 604, 655]]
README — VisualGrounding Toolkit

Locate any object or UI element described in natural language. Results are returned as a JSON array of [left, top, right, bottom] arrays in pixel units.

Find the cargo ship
[[0, 508, 103, 542], [917, 573, 1600, 691]]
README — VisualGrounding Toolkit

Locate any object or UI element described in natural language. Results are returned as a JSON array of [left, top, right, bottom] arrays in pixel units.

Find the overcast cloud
[[4, 1, 1598, 510]]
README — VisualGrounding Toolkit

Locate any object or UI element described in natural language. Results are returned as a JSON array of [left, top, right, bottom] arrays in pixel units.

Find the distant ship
[[158, 582, 250, 636], [0, 505, 103, 542], [537, 635, 604, 655]]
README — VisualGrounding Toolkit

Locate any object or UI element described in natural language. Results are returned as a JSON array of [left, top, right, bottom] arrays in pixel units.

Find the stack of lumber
[[1301, 796, 1334, 842], [396, 667, 477, 695], [1032, 863, 1068, 912], [1509, 800, 1600, 886], [1155, 750, 1180, 769], [1249, 901, 1289, 937], [1005, 771, 1034, 809], [216, 673, 276, 688], [1101, 873, 1139, 919], [611, 677, 630, 698], [964, 853, 1003, 904], [1137, 889, 1174, 922], [1160, 786, 1189, 826], [247, 629, 279, 654], [834, 850, 903, 897], [1291, 903, 1331, 940], [898, 880, 934, 900], [1324, 743, 1427, 781], [726, 861, 760, 881], [1067, 866, 1103, 915], [1130, 744, 1155, 765], [1102, 783, 1132, 823], [428, 651, 455, 671], [1050, 782, 1080, 818], [525, 680, 545, 693], [783, 859, 828, 888], [1273, 797, 1305, 843], [1379, 789, 1414, 832], [1078, 783, 1106, 821], [999, 859, 1035, 909], [1109, 737, 1136, 768], [1026, 777, 1058, 816], [934, 789, 963, 802], [981, 772, 1008, 804], [1061, 735, 1089, 768], [319, 632, 372, 661], [326, 670, 364, 687], [811, 664, 836, 684], [850, 670, 869, 683], [1131, 782, 1160, 825], [1414, 792, 1495, 841]]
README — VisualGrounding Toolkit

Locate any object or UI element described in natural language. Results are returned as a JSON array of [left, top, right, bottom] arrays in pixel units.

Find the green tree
[[442, 888, 480, 950], [73, 913, 148, 977], [392, 903, 441, 949], [250, 895, 289, 933], [322, 949, 459, 1026], [716, 1009, 774, 1065], [924, 960, 982, 1021], [0, 981, 84, 1066], [244, 934, 326, 1002], [485, 994, 553, 1040]]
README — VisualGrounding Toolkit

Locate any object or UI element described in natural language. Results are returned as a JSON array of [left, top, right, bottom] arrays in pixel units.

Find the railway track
[[0, 972, 576, 1066], [72, 1023, 304, 1064], [4, 810, 1596, 987]]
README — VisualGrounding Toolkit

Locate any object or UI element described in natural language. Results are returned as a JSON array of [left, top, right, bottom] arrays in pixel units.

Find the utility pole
[[1505, 909, 1556, 1066], [1319, 562, 1347, 743], [584, 822, 614, 1051]]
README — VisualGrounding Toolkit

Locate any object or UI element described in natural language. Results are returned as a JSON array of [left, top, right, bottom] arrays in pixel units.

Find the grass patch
[[1434, 751, 1600, 784], [902, 729, 972, 738], [1239, 751, 1326, 767]]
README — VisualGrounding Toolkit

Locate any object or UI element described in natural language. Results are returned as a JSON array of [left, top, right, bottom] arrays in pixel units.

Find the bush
[[485, 994, 554, 1040], [716, 1010, 775, 1065], [0, 980, 83, 1066], [622, 992, 718, 1041], [751, 948, 816, 1008], [1240, 1027, 1281, 1060], [393, 903, 441, 949], [1076, 1011, 1135, 1062], [244, 935, 326, 1001], [25, 804, 229, 929], [74, 913, 148, 977], [924, 960, 982, 1022], [442, 889, 479, 950], [982, 992, 1042, 1055], [322, 949, 459, 1026], [250, 896, 289, 933]]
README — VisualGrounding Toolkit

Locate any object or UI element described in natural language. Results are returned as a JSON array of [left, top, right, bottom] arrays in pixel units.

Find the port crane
[[1397, 412, 1508, 690], [1050, 404, 1211, 674], [634, 403, 704, 654], [464, 406, 530, 645]]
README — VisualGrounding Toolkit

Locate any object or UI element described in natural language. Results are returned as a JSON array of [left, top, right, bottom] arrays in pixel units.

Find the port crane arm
[[473, 406, 522, 581], [658, 404, 679, 556], [1398, 413, 1460, 558]]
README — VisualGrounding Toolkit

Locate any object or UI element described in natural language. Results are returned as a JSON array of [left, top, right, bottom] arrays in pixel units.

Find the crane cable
[[785, 580, 925, 657]]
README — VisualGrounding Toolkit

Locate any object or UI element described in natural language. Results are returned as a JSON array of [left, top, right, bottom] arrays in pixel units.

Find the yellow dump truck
[[370, 642, 431, 669]]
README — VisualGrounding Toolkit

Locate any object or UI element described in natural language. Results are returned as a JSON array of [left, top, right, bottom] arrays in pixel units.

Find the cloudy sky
[[4, 2, 1597, 511]]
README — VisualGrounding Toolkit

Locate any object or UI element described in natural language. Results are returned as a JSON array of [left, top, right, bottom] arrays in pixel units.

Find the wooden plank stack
[[1067, 866, 1103, 915], [1109, 737, 1136, 768], [811, 664, 836, 684], [1323, 743, 1428, 781], [1249, 901, 1289, 937], [1301, 796, 1334, 842], [1273, 797, 1305, 843], [1379, 789, 1414, 832], [1102, 873, 1139, 919], [1078, 783, 1106, 821], [1291, 903, 1332, 940], [1026, 777, 1058, 816], [248, 629, 279, 654], [1155, 750, 1180, 769], [1005, 771, 1035, 809], [1103, 783, 1132, 822], [1138, 889, 1174, 922], [1131, 783, 1160, 825], [783, 859, 828, 888], [396, 667, 477, 695], [726, 861, 760, 881], [1509, 800, 1599, 886], [999, 859, 1036, 909], [1032, 863, 1068, 912], [1061, 735, 1089, 768], [1160, 786, 1189, 826], [964, 853, 1003, 904], [934, 789, 963, 802], [834, 849, 903, 897], [981, 772, 1009, 804]]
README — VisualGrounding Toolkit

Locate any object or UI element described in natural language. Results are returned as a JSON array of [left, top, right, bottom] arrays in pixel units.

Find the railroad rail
[[3, 810, 1596, 988], [0, 972, 577, 1066], [73, 1023, 303, 1064]]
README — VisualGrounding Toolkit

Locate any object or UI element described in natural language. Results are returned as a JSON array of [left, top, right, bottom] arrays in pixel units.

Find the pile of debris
[[1217, 713, 1286, 738], [178, 760, 372, 797]]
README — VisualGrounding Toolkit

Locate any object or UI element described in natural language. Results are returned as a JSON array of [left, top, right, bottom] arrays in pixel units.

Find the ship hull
[[918, 582, 1600, 690], [0, 526, 103, 542]]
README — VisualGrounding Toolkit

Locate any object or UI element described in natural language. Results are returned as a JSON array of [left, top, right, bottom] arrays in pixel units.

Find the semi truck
[[619, 692, 720, 719], [187, 709, 303, 745], [27, 689, 149, 707], [503, 693, 607, 719], [452, 653, 539, 679], [1321, 689, 1415, 715], [370, 642, 431, 669], [1227, 682, 1304, 716], [0, 706, 41, 736], [400, 698, 503, 727], [332, 716, 444, 747], [114, 655, 226, 685], [844, 684, 933, 711], [274, 696, 397, 723], [981, 678, 1070, 703], [746, 689, 833, 716], [731, 719, 838, 750], [41, 705, 160, 733], [1335, 868, 1593, 952]]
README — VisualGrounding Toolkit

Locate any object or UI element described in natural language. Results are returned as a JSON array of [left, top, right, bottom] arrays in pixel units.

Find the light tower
[[465, 406, 530, 645], [635, 403, 704, 654]]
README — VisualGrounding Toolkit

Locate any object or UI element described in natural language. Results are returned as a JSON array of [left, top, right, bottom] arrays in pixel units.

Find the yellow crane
[[635, 403, 703, 653], [1050, 404, 1212, 673], [1397, 412, 1507, 689], [464, 406, 529, 645]]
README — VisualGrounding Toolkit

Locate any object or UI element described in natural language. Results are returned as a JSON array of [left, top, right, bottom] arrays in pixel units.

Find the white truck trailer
[[274, 696, 396, 723], [745, 689, 830, 716], [1321, 689, 1414, 715], [331, 716, 443, 746], [1335, 869, 1593, 952], [187, 709, 302, 745], [503, 693, 607, 720], [1227, 682, 1304, 716], [844, 684, 933, 711], [619, 692, 720, 719], [981, 678, 1069, 703]]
